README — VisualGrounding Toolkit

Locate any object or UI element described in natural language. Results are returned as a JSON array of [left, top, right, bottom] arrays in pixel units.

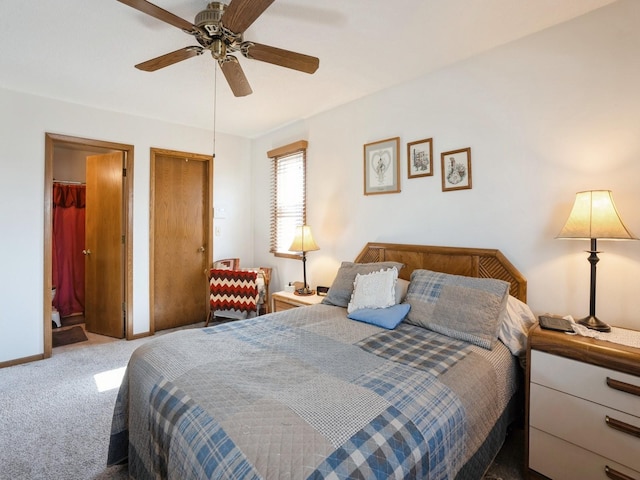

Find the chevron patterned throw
[[209, 269, 259, 313]]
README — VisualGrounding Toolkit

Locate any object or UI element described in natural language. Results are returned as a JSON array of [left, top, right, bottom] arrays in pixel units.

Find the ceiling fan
[[117, 0, 320, 97]]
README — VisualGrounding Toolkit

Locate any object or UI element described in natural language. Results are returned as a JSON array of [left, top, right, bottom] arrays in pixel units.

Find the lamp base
[[294, 288, 315, 296], [577, 315, 611, 332]]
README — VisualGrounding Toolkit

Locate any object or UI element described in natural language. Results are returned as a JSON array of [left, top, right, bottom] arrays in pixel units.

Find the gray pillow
[[321, 261, 404, 308], [404, 269, 509, 350]]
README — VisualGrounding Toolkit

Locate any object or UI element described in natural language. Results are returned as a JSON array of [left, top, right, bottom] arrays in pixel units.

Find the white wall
[[251, 0, 640, 330], [3, 1, 640, 365], [0, 89, 253, 363]]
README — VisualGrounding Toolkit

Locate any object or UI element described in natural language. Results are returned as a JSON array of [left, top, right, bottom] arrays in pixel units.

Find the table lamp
[[557, 190, 637, 332], [289, 225, 319, 296]]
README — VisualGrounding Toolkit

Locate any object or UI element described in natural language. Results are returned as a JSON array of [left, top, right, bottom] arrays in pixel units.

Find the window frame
[[268, 140, 308, 259]]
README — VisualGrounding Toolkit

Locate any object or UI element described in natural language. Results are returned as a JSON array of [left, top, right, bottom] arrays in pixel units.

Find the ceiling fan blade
[[117, 0, 196, 32], [221, 0, 275, 33], [243, 43, 319, 74], [219, 57, 253, 97], [135, 47, 203, 71]]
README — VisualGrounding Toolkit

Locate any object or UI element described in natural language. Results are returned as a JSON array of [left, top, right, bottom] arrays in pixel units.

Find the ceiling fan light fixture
[[210, 39, 227, 59]]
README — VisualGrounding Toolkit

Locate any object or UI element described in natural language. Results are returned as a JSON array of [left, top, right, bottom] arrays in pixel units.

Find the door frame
[[44, 133, 134, 358], [149, 147, 213, 334]]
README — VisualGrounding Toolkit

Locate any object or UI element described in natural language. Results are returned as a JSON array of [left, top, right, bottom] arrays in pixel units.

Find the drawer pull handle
[[605, 465, 637, 480], [607, 377, 640, 397], [605, 416, 640, 439]]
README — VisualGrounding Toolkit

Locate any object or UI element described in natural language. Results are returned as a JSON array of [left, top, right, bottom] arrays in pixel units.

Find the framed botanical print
[[363, 137, 401, 195], [441, 147, 472, 192], [407, 138, 433, 178]]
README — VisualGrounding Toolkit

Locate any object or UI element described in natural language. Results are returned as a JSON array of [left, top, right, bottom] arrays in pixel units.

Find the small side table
[[271, 291, 324, 312], [526, 324, 640, 479]]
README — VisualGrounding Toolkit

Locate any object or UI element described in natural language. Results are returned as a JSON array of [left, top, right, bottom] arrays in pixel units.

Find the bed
[[108, 243, 532, 479]]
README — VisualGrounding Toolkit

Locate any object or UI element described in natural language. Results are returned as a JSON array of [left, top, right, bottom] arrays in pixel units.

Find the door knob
[[198, 246, 205, 253], [82, 249, 92, 255]]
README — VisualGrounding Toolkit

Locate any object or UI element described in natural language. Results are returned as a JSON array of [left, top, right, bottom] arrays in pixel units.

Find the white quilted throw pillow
[[347, 267, 398, 314]]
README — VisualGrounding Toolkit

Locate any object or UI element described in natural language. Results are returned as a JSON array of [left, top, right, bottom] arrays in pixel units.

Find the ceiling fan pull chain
[[212, 64, 217, 159]]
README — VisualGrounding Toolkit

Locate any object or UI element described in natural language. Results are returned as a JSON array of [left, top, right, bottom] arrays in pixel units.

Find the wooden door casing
[[150, 149, 212, 331], [43, 133, 133, 360]]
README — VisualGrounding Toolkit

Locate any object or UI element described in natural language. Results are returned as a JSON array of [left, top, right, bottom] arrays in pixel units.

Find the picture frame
[[363, 137, 401, 195], [441, 147, 472, 191], [407, 138, 433, 178]]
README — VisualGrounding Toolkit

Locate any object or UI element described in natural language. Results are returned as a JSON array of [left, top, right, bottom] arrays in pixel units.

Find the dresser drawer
[[530, 428, 640, 480], [530, 382, 640, 470], [531, 350, 640, 416], [273, 299, 298, 312]]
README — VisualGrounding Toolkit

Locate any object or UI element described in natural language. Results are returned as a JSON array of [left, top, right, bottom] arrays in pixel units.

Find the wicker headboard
[[354, 243, 527, 302]]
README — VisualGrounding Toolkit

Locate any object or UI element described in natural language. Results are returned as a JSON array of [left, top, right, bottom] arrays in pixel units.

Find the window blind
[[268, 141, 307, 257]]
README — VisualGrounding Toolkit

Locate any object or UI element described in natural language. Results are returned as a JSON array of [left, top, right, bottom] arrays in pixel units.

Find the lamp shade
[[289, 225, 320, 253], [557, 190, 637, 240]]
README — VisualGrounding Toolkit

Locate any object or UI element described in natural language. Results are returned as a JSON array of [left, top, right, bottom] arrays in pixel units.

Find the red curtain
[[52, 183, 86, 317]]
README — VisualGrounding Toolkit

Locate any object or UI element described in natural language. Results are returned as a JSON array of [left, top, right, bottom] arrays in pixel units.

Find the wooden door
[[85, 152, 124, 338], [151, 149, 212, 331]]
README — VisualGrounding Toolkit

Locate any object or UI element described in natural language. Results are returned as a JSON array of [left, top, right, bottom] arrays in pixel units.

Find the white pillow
[[347, 268, 398, 314], [498, 295, 537, 356]]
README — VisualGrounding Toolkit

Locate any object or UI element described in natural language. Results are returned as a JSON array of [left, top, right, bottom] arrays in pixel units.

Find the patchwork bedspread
[[108, 304, 518, 479]]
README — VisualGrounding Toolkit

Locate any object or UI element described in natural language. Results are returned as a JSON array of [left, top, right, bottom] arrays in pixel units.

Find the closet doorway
[[43, 133, 134, 358], [150, 148, 212, 332]]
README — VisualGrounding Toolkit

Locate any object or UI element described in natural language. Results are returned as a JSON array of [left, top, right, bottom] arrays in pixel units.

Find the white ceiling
[[0, 0, 616, 138]]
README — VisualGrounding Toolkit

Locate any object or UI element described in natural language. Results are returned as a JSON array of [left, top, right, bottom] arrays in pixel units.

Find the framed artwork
[[407, 138, 433, 178], [363, 137, 400, 195], [441, 147, 472, 191]]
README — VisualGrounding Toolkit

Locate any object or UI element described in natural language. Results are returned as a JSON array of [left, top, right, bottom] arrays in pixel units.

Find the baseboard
[[129, 331, 153, 340], [0, 353, 45, 369]]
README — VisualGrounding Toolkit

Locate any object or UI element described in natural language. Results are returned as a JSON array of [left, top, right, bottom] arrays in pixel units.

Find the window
[[268, 140, 308, 258]]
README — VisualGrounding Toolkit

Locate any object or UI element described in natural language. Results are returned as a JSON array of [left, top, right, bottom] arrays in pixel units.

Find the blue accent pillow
[[347, 303, 411, 330]]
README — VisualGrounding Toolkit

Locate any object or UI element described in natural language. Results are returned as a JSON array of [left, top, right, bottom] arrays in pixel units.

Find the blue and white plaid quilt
[[108, 304, 518, 479]]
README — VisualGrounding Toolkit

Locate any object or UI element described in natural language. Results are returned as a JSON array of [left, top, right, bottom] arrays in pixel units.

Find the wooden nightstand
[[271, 291, 324, 312], [526, 324, 640, 480]]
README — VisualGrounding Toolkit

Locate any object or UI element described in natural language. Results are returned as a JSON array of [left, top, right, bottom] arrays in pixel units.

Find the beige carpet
[[0, 323, 203, 479]]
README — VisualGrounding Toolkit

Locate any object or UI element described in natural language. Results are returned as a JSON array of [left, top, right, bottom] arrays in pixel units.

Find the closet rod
[[53, 180, 85, 185]]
